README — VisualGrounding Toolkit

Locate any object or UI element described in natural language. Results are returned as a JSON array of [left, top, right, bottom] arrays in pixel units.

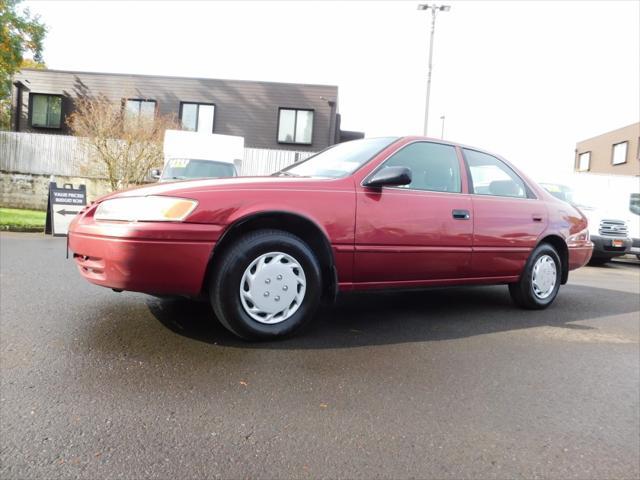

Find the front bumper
[[68, 217, 219, 295], [590, 235, 632, 259], [630, 238, 640, 255]]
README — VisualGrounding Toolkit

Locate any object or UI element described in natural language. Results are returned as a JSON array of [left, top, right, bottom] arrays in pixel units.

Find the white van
[[154, 130, 244, 182], [628, 192, 640, 259], [540, 173, 638, 264]]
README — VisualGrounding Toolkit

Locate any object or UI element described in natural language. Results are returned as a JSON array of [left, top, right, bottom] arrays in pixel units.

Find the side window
[[278, 108, 314, 145], [577, 152, 590, 171], [180, 102, 216, 133], [464, 149, 528, 198], [612, 141, 628, 165], [30, 94, 62, 129], [124, 99, 156, 126], [381, 142, 461, 193]]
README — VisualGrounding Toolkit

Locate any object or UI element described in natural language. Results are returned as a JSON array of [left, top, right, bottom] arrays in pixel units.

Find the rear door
[[354, 141, 473, 285], [462, 148, 547, 278]]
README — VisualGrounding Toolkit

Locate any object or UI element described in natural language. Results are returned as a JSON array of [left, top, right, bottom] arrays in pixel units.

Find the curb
[[0, 225, 45, 233]]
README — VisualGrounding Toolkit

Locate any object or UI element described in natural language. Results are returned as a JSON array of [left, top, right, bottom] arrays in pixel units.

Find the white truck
[[153, 130, 244, 182], [628, 192, 640, 259], [540, 173, 639, 264]]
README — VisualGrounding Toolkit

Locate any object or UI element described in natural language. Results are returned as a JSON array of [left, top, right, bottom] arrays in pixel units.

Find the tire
[[210, 229, 322, 340], [509, 243, 562, 310]]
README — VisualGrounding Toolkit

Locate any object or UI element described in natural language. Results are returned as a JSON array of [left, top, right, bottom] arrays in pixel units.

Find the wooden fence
[[0, 131, 98, 177], [242, 147, 314, 176], [0, 131, 314, 178]]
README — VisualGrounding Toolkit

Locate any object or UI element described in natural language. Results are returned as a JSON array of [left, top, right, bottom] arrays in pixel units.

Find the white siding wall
[[0, 131, 315, 178]]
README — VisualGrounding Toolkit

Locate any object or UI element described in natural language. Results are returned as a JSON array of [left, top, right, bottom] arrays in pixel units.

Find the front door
[[354, 141, 473, 286]]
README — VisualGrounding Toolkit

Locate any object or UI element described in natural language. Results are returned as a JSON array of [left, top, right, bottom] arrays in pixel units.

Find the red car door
[[462, 148, 547, 278], [354, 141, 473, 286]]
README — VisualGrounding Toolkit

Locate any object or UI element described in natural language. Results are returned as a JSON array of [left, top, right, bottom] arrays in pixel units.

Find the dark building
[[10, 69, 363, 151]]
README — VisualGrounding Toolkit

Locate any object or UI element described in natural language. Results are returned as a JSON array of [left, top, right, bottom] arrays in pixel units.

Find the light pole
[[440, 114, 445, 139], [417, 3, 450, 137]]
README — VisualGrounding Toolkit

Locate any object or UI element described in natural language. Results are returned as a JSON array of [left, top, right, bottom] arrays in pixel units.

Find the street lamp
[[417, 3, 450, 137]]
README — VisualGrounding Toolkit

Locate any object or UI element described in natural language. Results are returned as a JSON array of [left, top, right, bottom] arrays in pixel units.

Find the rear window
[[464, 149, 528, 198]]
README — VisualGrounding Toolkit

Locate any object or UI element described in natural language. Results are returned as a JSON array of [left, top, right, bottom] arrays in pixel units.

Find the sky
[[23, 0, 640, 180]]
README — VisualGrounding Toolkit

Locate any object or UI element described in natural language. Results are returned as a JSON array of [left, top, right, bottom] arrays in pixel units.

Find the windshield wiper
[[271, 171, 299, 177]]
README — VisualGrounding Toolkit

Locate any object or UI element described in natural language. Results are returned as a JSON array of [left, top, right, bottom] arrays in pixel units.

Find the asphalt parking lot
[[1, 233, 638, 480]]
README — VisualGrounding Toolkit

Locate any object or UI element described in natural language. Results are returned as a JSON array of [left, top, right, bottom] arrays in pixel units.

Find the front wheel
[[509, 243, 561, 309], [210, 229, 322, 340]]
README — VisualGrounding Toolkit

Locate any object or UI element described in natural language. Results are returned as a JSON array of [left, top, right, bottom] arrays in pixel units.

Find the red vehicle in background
[[68, 137, 593, 340]]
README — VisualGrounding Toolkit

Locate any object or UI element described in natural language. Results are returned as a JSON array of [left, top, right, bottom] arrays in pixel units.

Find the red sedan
[[69, 137, 593, 339]]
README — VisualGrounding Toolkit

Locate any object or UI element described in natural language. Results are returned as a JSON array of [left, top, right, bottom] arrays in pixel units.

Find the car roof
[[398, 136, 506, 161]]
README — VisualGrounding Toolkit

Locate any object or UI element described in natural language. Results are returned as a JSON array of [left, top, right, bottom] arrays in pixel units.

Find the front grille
[[598, 219, 628, 237]]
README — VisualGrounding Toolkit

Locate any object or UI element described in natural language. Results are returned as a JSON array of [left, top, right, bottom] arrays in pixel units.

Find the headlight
[[94, 196, 198, 222]]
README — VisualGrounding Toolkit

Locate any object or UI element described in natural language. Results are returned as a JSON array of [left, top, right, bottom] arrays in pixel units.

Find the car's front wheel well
[[203, 212, 337, 303], [538, 234, 569, 284]]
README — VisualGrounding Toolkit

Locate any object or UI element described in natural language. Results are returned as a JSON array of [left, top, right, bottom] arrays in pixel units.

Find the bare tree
[[67, 94, 178, 190]]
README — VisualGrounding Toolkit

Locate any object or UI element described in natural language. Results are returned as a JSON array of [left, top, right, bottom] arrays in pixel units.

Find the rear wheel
[[210, 229, 322, 340], [509, 243, 561, 309]]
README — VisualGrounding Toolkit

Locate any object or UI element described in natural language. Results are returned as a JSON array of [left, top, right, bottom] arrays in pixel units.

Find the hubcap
[[239, 252, 306, 324], [532, 254, 557, 299]]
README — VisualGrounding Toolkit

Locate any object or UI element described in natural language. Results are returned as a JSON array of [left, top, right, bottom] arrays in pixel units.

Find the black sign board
[[45, 182, 87, 236]]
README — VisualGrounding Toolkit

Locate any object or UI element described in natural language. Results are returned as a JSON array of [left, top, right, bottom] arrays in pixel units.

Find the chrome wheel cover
[[239, 251, 306, 324], [532, 254, 557, 299]]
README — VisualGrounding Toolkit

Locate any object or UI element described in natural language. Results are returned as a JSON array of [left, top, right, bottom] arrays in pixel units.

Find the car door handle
[[532, 214, 543, 222], [452, 209, 470, 220]]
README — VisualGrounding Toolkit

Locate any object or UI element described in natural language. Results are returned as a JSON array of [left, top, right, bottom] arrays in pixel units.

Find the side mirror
[[364, 166, 412, 188], [150, 168, 161, 180]]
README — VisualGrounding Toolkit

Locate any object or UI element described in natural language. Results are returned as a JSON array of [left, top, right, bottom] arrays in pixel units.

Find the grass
[[0, 208, 46, 232]]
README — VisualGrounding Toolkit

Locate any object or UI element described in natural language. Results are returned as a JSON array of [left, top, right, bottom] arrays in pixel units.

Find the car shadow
[[596, 258, 640, 268], [145, 283, 640, 350]]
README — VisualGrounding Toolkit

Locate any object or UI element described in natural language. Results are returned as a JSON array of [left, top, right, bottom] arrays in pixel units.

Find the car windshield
[[541, 183, 640, 215], [161, 158, 236, 180], [542, 183, 603, 209], [540, 183, 574, 203], [275, 137, 398, 179]]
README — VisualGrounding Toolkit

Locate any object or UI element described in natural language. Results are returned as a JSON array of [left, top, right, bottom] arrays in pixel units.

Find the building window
[[577, 152, 590, 171], [30, 94, 62, 129], [124, 99, 156, 121], [612, 141, 628, 165], [180, 102, 215, 133], [278, 108, 314, 145]]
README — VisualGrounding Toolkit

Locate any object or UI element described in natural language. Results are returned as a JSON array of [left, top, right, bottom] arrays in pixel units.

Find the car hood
[[93, 176, 343, 203]]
